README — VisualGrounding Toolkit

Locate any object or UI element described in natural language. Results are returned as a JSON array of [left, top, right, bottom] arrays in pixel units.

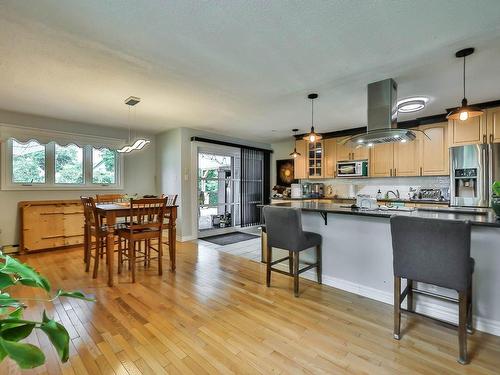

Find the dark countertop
[[271, 196, 450, 205], [268, 201, 500, 227]]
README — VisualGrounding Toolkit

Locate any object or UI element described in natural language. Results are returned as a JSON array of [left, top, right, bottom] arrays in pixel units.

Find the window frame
[[2, 139, 124, 190]]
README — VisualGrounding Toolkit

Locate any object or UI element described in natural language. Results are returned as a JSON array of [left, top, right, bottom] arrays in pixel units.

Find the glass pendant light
[[303, 93, 322, 143], [289, 129, 301, 158], [447, 48, 484, 121]]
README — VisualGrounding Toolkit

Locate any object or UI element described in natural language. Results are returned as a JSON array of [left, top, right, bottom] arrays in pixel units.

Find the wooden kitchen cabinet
[[370, 143, 394, 177], [393, 129, 420, 176], [449, 113, 486, 146], [420, 122, 449, 176], [336, 137, 352, 162], [293, 140, 307, 179], [19, 200, 85, 253], [352, 146, 369, 161], [307, 141, 324, 178], [487, 106, 500, 143], [323, 138, 337, 178]]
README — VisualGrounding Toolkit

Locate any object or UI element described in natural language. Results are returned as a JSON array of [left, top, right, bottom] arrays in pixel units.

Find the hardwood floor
[[2, 241, 500, 374]]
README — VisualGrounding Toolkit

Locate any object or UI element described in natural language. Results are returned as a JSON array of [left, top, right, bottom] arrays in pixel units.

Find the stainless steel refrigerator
[[450, 143, 500, 207]]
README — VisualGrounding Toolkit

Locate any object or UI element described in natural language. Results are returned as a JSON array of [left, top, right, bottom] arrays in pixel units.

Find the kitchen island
[[266, 201, 500, 336]]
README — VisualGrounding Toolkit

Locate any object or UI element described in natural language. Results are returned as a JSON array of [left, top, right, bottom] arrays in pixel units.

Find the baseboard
[[275, 263, 500, 336], [177, 234, 196, 242]]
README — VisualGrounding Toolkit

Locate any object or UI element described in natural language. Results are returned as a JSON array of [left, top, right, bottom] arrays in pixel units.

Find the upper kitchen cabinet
[[393, 129, 420, 176], [336, 137, 352, 162], [293, 140, 307, 179], [370, 143, 394, 177], [449, 113, 486, 146], [420, 122, 449, 175], [323, 138, 337, 178], [487, 106, 500, 143], [335, 137, 369, 161], [307, 140, 324, 178]]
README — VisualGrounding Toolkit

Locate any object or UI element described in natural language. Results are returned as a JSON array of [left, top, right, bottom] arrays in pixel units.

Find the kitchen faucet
[[385, 190, 400, 199]]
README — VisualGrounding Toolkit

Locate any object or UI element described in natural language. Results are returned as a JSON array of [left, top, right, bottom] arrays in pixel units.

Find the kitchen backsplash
[[300, 176, 450, 199]]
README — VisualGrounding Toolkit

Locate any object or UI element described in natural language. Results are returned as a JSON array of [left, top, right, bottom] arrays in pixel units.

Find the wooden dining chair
[[81, 196, 108, 279], [161, 194, 178, 266], [95, 194, 126, 204], [116, 198, 167, 282]]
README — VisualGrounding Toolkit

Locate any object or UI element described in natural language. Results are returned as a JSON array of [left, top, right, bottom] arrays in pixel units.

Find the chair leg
[[168, 236, 175, 271], [394, 276, 401, 340], [288, 250, 293, 274], [130, 239, 136, 283], [158, 237, 163, 276], [85, 232, 92, 273], [92, 236, 100, 279], [118, 236, 123, 275], [293, 251, 299, 297], [316, 245, 322, 284], [407, 279, 414, 312], [266, 244, 272, 287], [458, 291, 469, 365], [467, 281, 474, 334]]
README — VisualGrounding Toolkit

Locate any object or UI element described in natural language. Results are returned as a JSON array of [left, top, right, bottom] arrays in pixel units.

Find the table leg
[[106, 212, 116, 286], [168, 222, 176, 271]]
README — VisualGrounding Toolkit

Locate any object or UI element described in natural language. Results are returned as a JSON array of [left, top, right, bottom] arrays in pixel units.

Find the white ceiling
[[1, 1, 500, 142]]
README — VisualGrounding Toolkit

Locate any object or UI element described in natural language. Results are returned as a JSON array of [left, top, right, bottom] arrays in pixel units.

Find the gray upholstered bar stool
[[390, 216, 474, 365], [263, 206, 322, 297]]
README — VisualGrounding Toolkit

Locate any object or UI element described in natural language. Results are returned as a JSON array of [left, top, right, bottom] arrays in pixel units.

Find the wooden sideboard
[[19, 199, 85, 253]]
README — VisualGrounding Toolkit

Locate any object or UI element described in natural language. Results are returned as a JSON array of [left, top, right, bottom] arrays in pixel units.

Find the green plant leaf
[[55, 289, 96, 302], [0, 293, 23, 309], [0, 273, 15, 290], [0, 336, 45, 369], [493, 181, 500, 196], [8, 307, 24, 319], [0, 256, 51, 292], [0, 322, 35, 342], [40, 311, 69, 363]]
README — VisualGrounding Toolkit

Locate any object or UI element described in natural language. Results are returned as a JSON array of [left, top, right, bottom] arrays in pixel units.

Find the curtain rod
[[190, 136, 273, 153]]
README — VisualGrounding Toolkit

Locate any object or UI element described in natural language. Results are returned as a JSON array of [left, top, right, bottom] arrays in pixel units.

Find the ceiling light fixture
[[397, 97, 429, 113], [289, 129, 301, 158], [447, 48, 483, 121], [303, 93, 322, 143], [117, 96, 151, 153]]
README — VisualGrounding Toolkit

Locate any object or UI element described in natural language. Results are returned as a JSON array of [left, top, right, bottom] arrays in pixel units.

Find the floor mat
[[201, 232, 260, 246]]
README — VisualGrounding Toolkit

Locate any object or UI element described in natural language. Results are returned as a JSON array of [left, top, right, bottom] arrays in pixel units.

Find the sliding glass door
[[197, 149, 241, 237]]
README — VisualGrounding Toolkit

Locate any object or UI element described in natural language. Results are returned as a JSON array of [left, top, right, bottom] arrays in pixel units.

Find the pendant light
[[303, 93, 322, 143], [117, 96, 151, 153], [446, 48, 484, 121], [289, 129, 301, 158]]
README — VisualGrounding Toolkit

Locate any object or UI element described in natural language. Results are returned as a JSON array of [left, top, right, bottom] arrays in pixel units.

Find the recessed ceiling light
[[397, 97, 429, 113]]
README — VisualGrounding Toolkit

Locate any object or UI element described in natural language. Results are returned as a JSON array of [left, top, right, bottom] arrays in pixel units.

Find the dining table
[[95, 203, 178, 286]]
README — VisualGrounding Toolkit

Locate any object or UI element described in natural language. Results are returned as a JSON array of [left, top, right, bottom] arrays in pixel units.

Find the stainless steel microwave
[[337, 160, 368, 177]]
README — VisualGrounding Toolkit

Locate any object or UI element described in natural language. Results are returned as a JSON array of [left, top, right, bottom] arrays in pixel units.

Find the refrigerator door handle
[[483, 145, 490, 206]]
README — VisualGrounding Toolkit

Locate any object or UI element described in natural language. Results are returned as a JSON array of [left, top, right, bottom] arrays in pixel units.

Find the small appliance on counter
[[291, 183, 302, 199], [311, 183, 324, 198], [356, 194, 378, 209], [337, 160, 368, 177], [417, 188, 444, 201], [302, 182, 312, 198]]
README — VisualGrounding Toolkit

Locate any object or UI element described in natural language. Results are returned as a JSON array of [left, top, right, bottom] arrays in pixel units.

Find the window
[[92, 147, 116, 184], [2, 139, 122, 190], [12, 140, 46, 184], [55, 144, 83, 184]]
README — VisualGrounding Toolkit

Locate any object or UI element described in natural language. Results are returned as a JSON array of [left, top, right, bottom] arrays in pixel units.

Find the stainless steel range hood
[[344, 78, 417, 146]]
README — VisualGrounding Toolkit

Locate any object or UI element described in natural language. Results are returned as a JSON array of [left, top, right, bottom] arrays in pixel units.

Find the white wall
[[156, 127, 271, 240], [0, 109, 157, 246]]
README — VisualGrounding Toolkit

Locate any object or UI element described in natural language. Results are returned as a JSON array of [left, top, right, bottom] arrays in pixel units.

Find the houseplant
[[493, 181, 500, 218], [0, 251, 94, 369]]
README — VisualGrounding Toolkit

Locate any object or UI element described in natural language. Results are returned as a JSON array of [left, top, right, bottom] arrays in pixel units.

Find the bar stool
[[263, 206, 322, 297], [390, 216, 474, 365]]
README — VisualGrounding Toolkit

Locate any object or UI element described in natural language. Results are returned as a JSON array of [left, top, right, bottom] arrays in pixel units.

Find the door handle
[[394, 168, 397, 176], [420, 167, 423, 176], [483, 134, 487, 144], [491, 134, 494, 143], [390, 168, 392, 177]]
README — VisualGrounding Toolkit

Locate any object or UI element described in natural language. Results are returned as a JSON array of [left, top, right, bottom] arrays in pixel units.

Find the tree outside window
[[12, 140, 46, 184], [92, 148, 116, 184], [55, 144, 83, 184]]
